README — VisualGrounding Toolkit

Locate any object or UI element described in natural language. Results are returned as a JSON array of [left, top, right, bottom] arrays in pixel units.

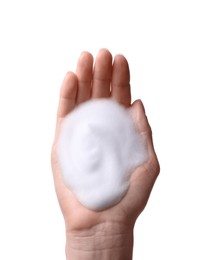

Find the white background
[[0, 0, 208, 259]]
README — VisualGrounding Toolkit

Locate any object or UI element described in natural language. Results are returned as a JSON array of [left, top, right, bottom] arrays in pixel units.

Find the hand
[[51, 49, 160, 260]]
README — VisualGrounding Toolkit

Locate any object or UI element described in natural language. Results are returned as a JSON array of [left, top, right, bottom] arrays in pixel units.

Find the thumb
[[129, 99, 153, 145], [129, 99, 159, 168]]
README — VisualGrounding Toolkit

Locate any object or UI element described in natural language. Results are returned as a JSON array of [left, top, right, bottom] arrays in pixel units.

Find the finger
[[111, 55, 131, 107], [57, 72, 78, 119], [92, 49, 112, 98], [76, 52, 93, 104]]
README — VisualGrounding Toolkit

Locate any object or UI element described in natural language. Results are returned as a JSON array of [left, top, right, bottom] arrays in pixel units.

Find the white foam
[[57, 99, 147, 210]]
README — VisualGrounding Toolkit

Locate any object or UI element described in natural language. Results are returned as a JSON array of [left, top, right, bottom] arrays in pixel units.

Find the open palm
[[51, 49, 159, 234]]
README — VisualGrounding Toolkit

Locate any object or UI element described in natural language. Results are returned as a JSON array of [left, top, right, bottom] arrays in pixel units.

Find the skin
[[51, 49, 160, 260]]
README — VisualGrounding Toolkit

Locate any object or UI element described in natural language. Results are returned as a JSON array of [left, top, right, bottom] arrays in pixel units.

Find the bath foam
[[57, 99, 147, 210]]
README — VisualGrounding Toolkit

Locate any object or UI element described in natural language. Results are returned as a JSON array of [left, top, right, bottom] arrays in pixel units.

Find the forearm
[[65, 222, 134, 260]]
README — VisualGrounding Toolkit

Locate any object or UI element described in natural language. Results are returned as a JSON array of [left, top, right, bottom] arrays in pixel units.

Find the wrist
[[65, 222, 134, 260]]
